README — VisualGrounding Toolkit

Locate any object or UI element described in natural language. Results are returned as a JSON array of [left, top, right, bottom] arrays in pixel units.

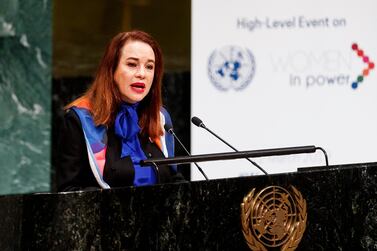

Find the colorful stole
[[71, 101, 175, 189]]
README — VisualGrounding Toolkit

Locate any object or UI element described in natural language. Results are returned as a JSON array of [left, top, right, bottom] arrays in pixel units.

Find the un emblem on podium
[[241, 186, 307, 251]]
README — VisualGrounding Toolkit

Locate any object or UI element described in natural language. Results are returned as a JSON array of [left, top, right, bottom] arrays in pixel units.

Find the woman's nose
[[135, 66, 145, 78]]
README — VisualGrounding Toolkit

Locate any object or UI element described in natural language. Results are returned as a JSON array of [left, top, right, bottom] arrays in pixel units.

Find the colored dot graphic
[[351, 43, 375, 89]]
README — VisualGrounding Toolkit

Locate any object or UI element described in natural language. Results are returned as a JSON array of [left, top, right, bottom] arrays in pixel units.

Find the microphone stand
[[141, 145, 318, 167], [168, 129, 209, 180], [202, 126, 268, 175]]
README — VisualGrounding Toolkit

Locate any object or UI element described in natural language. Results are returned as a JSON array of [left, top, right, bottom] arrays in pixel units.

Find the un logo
[[241, 186, 307, 250], [208, 45, 256, 91]]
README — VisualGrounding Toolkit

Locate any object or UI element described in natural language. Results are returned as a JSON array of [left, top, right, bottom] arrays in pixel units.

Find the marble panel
[[1, 163, 377, 250], [0, 0, 51, 194]]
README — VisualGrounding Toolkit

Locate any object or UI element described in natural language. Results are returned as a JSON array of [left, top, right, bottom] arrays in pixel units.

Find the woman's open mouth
[[130, 82, 146, 93]]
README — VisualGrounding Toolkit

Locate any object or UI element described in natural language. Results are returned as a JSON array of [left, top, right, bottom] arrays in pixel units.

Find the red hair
[[66, 30, 164, 138]]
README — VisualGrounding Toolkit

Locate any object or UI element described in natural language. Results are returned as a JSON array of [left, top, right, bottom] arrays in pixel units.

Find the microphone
[[315, 147, 329, 166], [164, 123, 209, 180], [191, 116, 268, 175]]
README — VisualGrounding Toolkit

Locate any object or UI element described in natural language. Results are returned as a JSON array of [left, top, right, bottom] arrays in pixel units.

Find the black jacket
[[57, 109, 184, 192]]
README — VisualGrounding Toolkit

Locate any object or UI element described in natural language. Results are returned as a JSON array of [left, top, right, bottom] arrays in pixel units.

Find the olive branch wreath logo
[[241, 186, 307, 251]]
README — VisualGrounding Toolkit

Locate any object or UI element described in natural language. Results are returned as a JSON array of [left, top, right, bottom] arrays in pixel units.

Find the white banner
[[191, 0, 377, 180]]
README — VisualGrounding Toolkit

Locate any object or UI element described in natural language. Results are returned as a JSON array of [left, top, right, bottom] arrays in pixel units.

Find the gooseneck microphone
[[315, 146, 329, 166], [164, 124, 209, 180], [191, 116, 269, 175]]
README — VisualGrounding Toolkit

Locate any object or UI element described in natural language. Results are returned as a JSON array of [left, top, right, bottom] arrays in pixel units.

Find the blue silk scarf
[[72, 99, 175, 189], [114, 103, 156, 186]]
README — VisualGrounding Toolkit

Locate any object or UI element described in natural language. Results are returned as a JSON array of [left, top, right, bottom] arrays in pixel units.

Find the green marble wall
[[0, 0, 51, 194]]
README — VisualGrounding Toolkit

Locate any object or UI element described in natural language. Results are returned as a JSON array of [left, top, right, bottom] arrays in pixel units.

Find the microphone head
[[164, 123, 174, 134], [191, 116, 205, 128]]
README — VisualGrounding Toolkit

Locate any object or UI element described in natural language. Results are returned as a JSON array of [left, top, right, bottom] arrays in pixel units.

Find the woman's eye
[[146, 64, 154, 70], [127, 62, 137, 67]]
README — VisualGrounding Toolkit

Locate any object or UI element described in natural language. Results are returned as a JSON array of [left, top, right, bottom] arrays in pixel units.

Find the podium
[[1, 162, 377, 250]]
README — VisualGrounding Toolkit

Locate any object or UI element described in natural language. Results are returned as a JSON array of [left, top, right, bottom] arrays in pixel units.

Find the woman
[[57, 30, 181, 192]]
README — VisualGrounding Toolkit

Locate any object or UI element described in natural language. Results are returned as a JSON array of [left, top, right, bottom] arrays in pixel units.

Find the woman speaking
[[57, 30, 181, 191]]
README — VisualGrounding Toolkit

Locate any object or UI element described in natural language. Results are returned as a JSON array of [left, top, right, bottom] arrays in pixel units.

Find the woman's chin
[[121, 95, 145, 104]]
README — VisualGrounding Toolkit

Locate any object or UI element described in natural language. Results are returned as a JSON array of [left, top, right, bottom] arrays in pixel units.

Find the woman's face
[[114, 40, 155, 104]]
